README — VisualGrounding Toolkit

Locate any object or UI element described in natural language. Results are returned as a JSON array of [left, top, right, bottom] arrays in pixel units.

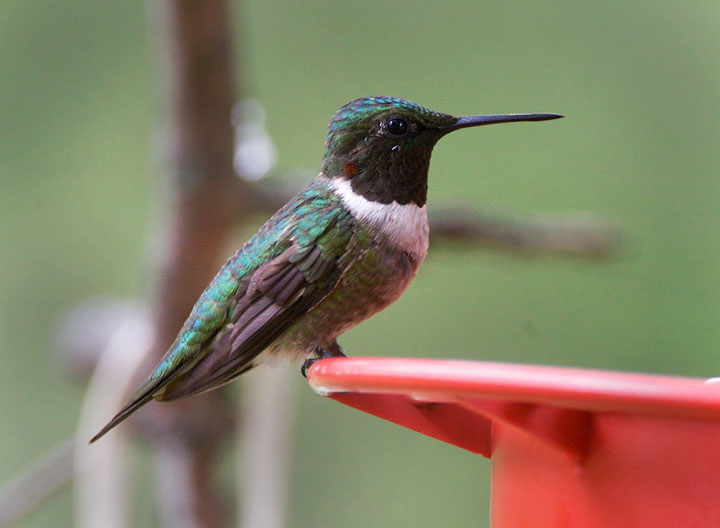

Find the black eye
[[386, 118, 407, 136]]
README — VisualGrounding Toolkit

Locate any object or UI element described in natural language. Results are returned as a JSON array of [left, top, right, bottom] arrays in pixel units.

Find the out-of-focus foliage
[[2, 1, 720, 526]]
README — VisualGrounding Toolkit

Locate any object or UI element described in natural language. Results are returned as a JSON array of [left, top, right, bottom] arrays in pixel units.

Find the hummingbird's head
[[322, 96, 562, 207]]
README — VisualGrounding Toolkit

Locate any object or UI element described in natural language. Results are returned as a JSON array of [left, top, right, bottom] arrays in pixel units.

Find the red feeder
[[307, 358, 720, 528]]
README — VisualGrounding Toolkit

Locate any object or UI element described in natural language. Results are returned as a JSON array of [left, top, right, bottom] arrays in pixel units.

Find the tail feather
[[89, 376, 171, 444]]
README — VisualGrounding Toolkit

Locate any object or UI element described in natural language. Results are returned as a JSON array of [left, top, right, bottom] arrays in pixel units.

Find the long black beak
[[446, 113, 563, 132]]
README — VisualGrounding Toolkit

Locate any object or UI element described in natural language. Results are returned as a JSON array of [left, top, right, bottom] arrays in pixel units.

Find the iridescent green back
[[150, 178, 351, 380]]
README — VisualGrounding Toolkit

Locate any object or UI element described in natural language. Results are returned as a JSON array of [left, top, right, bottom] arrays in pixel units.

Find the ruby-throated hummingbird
[[91, 96, 561, 443]]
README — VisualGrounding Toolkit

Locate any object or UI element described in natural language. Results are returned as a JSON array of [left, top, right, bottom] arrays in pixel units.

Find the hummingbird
[[91, 96, 561, 443]]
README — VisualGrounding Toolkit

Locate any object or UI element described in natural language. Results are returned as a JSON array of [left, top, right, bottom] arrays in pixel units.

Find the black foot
[[301, 357, 319, 378], [301, 343, 346, 378]]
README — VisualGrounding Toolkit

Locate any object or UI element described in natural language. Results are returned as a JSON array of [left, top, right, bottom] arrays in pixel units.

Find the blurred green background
[[2, 0, 720, 526]]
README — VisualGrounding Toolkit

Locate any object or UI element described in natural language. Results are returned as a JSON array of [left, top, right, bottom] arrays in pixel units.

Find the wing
[[90, 180, 356, 443], [157, 239, 351, 400]]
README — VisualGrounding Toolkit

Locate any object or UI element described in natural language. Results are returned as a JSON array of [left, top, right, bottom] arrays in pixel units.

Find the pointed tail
[[89, 371, 177, 444], [88, 390, 155, 443]]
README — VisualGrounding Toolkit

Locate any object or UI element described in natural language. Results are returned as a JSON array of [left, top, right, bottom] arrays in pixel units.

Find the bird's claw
[[301, 357, 319, 378], [301, 344, 345, 378]]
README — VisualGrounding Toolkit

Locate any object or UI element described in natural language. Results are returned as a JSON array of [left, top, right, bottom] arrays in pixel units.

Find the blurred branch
[[0, 439, 74, 527], [74, 318, 154, 528], [428, 207, 620, 257], [238, 366, 297, 528], [136, 0, 247, 526]]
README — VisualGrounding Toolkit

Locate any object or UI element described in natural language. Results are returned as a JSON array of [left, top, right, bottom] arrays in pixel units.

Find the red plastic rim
[[308, 358, 720, 420]]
